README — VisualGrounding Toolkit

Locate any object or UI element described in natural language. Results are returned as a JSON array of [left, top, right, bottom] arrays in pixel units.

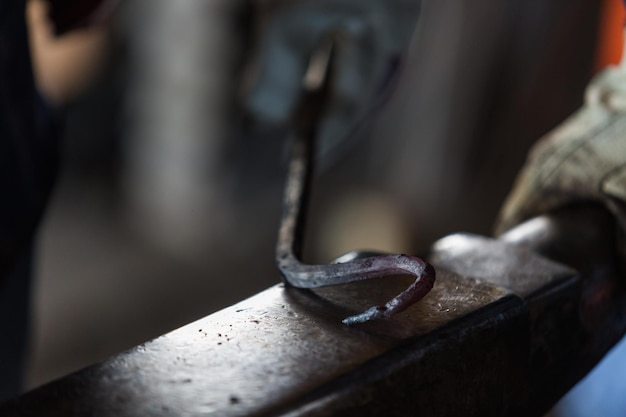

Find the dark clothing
[[0, 0, 58, 402], [0, 248, 32, 401], [0, 0, 58, 281], [0, 0, 106, 401]]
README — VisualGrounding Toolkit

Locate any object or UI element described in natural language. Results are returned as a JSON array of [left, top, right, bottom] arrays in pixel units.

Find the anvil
[[1, 204, 624, 416], [3, 37, 626, 417]]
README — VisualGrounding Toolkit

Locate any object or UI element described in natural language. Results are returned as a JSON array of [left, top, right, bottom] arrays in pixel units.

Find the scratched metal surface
[[3, 207, 624, 416], [430, 233, 576, 298], [0, 265, 515, 417]]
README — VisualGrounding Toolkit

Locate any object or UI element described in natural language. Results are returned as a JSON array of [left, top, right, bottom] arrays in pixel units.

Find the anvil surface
[[1, 225, 624, 416]]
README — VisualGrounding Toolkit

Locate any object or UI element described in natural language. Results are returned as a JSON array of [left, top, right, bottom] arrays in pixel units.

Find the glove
[[495, 63, 626, 236], [245, 0, 420, 157]]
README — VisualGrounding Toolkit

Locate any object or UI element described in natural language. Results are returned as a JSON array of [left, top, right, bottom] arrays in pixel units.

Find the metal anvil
[[1, 205, 625, 416]]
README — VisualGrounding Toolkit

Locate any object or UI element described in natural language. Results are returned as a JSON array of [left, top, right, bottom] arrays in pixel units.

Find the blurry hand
[[495, 63, 626, 235], [28, 0, 111, 104]]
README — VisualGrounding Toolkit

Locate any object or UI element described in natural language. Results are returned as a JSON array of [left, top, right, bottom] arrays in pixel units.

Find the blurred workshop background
[[25, 0, 609, 411]]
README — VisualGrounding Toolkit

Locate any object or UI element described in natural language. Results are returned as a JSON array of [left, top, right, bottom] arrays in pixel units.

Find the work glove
[[495, 63, 626, 236], [245, 0, 420, 158]]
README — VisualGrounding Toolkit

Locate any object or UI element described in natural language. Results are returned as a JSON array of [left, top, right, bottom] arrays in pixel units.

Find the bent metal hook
[[275, 43, 435, 325]]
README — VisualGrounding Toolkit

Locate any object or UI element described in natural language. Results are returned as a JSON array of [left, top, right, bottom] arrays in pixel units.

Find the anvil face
[[4, 208, 625, 417]]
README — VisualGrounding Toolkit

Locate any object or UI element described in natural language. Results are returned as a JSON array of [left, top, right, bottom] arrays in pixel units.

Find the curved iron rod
[[275, 74, 435, 324]]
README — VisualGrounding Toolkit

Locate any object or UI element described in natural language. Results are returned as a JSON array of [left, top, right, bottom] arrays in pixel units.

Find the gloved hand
[[495, 63, 626, 236], [245, 0, 420, 157]]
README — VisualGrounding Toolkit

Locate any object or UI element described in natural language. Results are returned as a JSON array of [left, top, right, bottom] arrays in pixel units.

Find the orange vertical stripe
[[595, 0, 625, 73]]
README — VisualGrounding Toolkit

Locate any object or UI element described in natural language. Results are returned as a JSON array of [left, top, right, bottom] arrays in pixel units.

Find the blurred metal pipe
[[123, 0, 244, 257]]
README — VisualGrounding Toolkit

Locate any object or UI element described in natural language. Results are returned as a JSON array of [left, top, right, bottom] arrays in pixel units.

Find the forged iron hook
[[275, 41, 435, 325]]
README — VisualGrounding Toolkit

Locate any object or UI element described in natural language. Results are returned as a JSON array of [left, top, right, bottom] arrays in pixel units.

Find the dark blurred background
[[25, 0, 605, 408]]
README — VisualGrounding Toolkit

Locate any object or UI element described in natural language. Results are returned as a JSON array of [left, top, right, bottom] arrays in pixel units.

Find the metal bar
[[275, 44, 435, 325]]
